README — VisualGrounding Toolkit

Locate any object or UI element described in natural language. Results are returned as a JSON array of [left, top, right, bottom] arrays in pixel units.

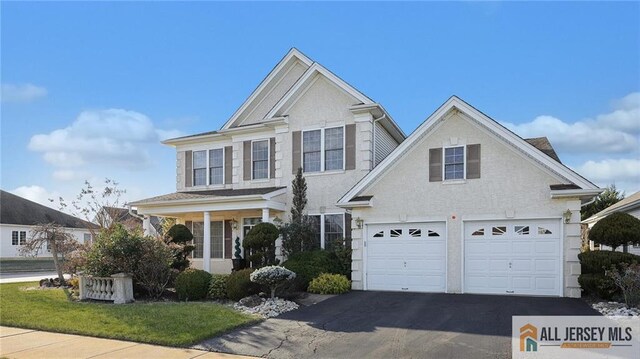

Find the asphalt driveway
[[196, 291, 600, 358]]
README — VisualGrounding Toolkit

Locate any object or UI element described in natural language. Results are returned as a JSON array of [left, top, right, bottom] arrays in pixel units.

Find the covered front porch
[[129, 187, 287, 274]]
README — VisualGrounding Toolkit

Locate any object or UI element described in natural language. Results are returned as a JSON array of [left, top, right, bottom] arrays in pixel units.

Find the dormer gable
[[221, 48, 313, 130]]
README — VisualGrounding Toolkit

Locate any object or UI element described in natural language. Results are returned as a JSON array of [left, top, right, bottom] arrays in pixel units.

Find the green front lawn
[[0, 282, 259, 346]]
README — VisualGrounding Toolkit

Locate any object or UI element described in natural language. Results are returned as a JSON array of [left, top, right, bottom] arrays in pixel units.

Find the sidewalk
[[0, 272, 64, 284], [0, 326, 253, 359]]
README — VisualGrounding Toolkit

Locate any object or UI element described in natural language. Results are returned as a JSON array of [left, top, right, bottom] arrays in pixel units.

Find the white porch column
[[142, 216, 151, 236], [262, 208, 270, 223], [203, 212, 211, 273]]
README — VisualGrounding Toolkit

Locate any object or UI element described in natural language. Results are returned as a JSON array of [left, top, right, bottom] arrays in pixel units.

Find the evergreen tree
[[291, 167, 308, 224], [582, 184, 625, 221]]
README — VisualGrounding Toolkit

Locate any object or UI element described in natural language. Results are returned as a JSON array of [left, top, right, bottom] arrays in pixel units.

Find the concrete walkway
[[0, 326, 253, 359]]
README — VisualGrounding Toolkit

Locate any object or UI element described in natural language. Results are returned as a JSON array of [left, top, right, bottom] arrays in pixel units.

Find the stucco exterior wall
[[279, 75, 369, 215], [1, 224, 91, 258], [238, 61, 308, 127], [349, 112, 582, 297]]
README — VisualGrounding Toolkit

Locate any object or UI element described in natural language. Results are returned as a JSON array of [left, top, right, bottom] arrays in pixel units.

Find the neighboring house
[[131, 48, 405, 274], [582, 191, 640, 255], [131, 48, 601, 298], [96, 206, 160, 236], [0, 190, 95, 258]]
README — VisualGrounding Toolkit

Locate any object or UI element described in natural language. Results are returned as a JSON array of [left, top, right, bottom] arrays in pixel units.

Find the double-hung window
[[303, 130, 321, 172], [252, 140, 269, 180], [302, 126, 344, 173], [209, 149, 224, 185], [444, 146, 464, 180], [193, 150, 207, 186], [12, 231, 26, 245], [308, 214, 344, 249], [324, 127, 344, 171]]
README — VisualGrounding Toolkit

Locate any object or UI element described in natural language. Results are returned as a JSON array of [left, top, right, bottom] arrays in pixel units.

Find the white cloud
[[505, 92, 640, 154], [29, 109, 180, 169], [52, 169, 87, 181], [575, 158, 640, 195], [11, 185, 60, 209], [1, 83, 48, 103]]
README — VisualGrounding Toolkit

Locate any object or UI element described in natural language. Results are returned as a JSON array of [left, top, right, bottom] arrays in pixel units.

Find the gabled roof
[[338, 96, 599, 204], [583, 191, 640, 224], [220, 48, 313, 130], [525, 137, 561, 163], [163, 48, 406, 145], [0, 190, 96, 229]]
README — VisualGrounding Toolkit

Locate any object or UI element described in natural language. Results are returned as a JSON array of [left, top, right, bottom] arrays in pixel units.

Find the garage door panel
[[366, 222, 446, 293], [464, 219, 561, 296]]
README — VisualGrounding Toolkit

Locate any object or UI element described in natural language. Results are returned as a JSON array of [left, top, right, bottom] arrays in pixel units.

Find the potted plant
[[232, 237, 246, 271]]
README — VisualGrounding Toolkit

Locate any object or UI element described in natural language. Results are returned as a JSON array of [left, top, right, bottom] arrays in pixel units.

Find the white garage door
[[366, 222, 446, 292], [464, 219, 561, 296]]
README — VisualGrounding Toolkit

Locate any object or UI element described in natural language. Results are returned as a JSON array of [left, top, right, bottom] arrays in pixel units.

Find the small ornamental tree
[[243, 222, 280, 267], [589, 212, 640, 252], [582, 185, 625, 221], [250, 265, 296, 298], [166, 224, 195, 271], [234, 236, 242, 259], [290, 167, 307, 224], [19, 223, 80, 286], [606, 263, 640, 308]]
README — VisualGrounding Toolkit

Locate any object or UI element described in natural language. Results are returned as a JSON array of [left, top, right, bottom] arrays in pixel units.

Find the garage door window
[[538, 226, 553, 235], [409, 229, 421, 237], [471, 228, 484, 236], [492, 226, 506, 235], [373, 230, 384, 238], [390, 229, 402, 237], [515, 226, 530, 235]]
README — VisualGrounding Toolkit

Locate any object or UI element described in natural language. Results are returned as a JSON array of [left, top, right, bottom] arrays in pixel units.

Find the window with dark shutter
[[269, 137, 276, 179], [429, 148, 443, 182], [185, 151, 193, 187], [224, 146, 232, 184], [466, 144, 481, 179], [292, 131, 302, 174], [345, 124, 356, 170], [243, 141, 251, 181]]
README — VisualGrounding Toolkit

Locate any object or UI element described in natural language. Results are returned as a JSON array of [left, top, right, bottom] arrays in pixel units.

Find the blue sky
[[1, 1, 639, 209]]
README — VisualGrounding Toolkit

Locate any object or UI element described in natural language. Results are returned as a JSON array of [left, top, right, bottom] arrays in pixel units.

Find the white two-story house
[[130, 48, 405, 274], [132, 48, 602, 298]]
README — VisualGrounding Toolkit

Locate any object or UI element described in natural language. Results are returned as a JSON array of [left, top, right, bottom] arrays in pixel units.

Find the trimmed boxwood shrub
[[308, 273, 351, 294], [175, 268, 212, 301], [208, 274, 229, 300], [227, 268, 262, 301], [281, 250, 342, 290], [578, 250, 640, 299]]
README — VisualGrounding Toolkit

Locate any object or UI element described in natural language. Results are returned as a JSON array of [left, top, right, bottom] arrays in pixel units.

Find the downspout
[[371, 114, 386, 169]]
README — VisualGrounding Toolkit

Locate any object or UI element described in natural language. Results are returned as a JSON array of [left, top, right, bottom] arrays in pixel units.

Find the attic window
[[444, 146, 465, 180]]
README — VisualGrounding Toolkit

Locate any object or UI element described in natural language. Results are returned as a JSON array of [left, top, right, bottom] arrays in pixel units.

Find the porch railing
[[79, 273, 134, 304]]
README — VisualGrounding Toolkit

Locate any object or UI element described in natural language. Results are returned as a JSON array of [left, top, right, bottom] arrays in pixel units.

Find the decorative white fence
[[79, 273, 134, 304]]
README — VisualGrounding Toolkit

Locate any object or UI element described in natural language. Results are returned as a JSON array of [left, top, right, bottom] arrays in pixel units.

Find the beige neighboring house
[[0, 190, 95, 259], [131, 48, 601, 298], [582, 191, 640, 255]]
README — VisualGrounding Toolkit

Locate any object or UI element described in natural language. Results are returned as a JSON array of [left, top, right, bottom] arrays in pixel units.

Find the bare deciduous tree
[[20, 223, 80, 285], [50, 178, 126, 236]]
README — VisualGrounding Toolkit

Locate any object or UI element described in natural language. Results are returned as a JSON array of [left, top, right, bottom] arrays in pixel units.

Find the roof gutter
[[550, 188, 603, 204]]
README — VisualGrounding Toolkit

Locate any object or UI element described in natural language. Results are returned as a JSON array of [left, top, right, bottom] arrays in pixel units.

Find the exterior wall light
[[563, 209, 573, 224], [355, 217, 364, 229]]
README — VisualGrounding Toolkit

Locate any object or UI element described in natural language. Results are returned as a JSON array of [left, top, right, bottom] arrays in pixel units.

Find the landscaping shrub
[[175, 269, 212, 301], [209, 274, 229, 300], [327, 239, 352, 279], [250, 266, 296, 298], [165, 224, 195, 271], [589, 212, 640, 251], [226, 268, 261, 301], [85, 224, 143, 276], [578, 251, 640, 299], [282, 250, 342, 290], [606, 263, 640, 308], [135, 236, 174, 300], [243, 223, 280, 267], [308, 273, 351, 294]]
